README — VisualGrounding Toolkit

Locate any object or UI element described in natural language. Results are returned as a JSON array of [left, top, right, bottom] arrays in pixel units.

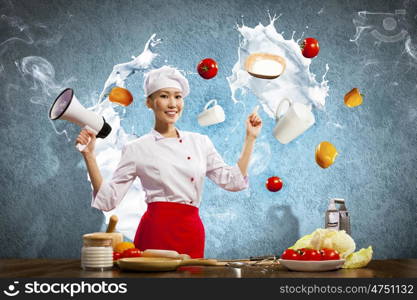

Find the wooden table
[[1, 259, 416, 278]]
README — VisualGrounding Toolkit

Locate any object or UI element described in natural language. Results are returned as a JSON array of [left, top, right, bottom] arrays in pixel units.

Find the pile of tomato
[[113, 248, 142, 261], [280, 248, 340, 261]]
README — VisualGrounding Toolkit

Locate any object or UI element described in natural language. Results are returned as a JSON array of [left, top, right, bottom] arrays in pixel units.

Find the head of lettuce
[[289, 228, 373, 268]]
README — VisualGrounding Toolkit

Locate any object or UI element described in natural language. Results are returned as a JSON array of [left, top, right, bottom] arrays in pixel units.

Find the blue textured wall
[[0, 0, 416, 260]]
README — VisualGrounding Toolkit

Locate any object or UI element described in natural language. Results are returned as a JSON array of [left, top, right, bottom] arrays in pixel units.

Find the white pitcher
[[273, 98, 315, 144], [197, 99, 226, 127]]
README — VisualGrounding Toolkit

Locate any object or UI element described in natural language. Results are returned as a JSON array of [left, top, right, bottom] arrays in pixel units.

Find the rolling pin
[[105, 215, 124, 250]]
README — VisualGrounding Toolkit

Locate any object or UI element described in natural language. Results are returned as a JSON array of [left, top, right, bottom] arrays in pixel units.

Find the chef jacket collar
[[150, 128, 183, 141]]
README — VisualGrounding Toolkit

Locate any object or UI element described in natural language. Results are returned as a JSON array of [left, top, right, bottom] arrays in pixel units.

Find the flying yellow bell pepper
[[315, 141, 338, 169], [344, 88, 363, 107]]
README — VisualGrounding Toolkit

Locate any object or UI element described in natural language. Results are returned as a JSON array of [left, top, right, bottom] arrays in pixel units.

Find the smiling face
[[146, 88, 184, 126]]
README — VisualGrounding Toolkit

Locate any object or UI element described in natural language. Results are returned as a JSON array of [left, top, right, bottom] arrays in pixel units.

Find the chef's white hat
[[143, 66, 190, 98]]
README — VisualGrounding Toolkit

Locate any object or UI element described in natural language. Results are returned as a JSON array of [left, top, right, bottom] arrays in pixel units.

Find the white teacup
[[198, 99, 225, 127], [273, 98, 315, 144]]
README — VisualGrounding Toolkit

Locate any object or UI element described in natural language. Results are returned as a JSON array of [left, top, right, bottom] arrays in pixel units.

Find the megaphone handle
[[75, 143, 87, 152], [75, 125, 98, 153]]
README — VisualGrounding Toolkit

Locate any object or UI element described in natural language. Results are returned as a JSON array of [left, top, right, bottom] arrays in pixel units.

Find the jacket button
[[187, 156, 191, 160], [190, 177, 194, 182], [179, 139, 183, 143]]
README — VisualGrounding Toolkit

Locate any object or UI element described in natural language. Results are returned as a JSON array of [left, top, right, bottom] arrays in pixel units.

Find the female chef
[[76, 66, 262, 258]]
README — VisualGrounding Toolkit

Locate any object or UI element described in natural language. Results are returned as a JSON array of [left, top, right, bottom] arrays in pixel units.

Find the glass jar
[[81, 233, 114, 271]]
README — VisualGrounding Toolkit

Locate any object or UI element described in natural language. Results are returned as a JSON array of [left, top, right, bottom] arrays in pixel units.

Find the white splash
[[227, 16, 329, 119], [98, 34, 161, 103], [89, 34, 160, 241]]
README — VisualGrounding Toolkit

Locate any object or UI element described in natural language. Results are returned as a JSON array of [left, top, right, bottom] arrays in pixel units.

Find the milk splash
[[88, 34, 161, 240], [98, 34, 161, 103], [227, 15, 329, 119]]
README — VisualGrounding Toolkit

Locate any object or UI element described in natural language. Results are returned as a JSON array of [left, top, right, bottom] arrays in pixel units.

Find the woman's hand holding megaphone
[[76, 127, 103, 193], [75, 127, 97, 155]]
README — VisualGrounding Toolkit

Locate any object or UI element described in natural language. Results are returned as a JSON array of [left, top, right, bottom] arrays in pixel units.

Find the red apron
[[133, 202, 205, 258]]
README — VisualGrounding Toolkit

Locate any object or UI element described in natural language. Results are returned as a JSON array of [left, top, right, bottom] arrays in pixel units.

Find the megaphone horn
[[49, 88, 112, 152]]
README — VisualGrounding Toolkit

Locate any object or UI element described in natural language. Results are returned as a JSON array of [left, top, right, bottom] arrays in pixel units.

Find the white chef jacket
[[92, 129, 249, 211]]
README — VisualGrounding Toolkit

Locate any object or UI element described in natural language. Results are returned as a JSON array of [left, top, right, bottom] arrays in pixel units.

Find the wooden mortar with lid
[[83, 215, 124, 250]]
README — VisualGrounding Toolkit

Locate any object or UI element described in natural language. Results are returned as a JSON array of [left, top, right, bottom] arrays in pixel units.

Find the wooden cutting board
[[117, 257, 219, 272]]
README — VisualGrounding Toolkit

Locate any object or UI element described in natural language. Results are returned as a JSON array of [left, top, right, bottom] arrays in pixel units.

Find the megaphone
[[49, 88, 112, 152]]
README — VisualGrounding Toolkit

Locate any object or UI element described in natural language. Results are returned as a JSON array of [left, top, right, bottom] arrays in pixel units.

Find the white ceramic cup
[[198, 99, 226, 126], [273, 98, 315, 144]]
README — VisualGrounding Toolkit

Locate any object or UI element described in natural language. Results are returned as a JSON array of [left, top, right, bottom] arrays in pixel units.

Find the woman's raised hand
[[246, 106, 262, 139]]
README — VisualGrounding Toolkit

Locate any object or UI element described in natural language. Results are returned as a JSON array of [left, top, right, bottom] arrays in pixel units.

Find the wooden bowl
[[244, 53, 286, 79]]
